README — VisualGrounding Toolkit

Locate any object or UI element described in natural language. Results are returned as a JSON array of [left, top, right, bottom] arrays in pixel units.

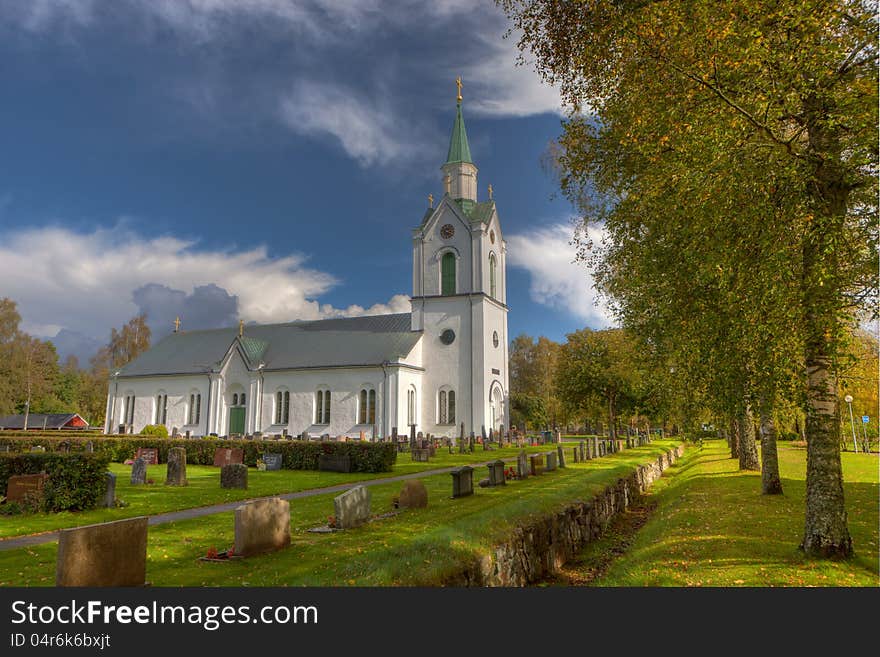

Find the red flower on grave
[[206, 546, 218, 559]]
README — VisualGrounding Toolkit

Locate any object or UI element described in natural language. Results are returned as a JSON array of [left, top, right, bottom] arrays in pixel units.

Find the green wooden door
[[229, 407, 245, 435]]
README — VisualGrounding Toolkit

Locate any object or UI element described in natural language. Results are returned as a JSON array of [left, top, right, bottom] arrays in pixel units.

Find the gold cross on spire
[[173, 316, 181, 332], [455, 76, 462, 103], [238, 319, 244, 338], [488, 184, 493, 200], [428, 193, 434, 208]]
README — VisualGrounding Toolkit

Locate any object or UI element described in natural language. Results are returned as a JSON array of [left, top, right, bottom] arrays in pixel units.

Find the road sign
[[862, 416, 869, 424]]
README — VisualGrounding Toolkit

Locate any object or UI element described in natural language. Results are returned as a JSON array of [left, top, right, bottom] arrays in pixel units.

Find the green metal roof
[[238, 336, 269, 364], [445, 101, 473, 165], [455, 199, 495, 224]]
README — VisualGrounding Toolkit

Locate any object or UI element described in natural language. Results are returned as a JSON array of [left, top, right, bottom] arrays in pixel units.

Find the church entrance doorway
[[229, 407, 245, 435]]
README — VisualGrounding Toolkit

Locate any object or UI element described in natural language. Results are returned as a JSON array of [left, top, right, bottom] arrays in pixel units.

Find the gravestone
[[486, 460, 506, 486], [262, 453, 282, 471], [573, 447, 579, 463], [450, 466, 474, 498], [546, 450, 558, 471], [102, 472, 116, 508], [165, 447, 187, 486], [580, 441, 587, 461], [135, 447, 158, 466], [213, 448, 244, 467], [458, 422, 466, 453], [220, 463, 248, 489], [411, 448, 430, 462], [130, 457, 147, 485], [398, 480, 428, 509], [469, 432, 475, 453], [529, 453, 545, 476], [592, 437, 599, 458], [234, 497, 290, 557], [517, 450, 529, 479], [56, 516, 148, 587], [5, 473, 49, 503], [334, 485, 371, 529], [171, 427, 180, 438], [409, 425, 417, 451], [85, 441, 94, 453], [318, 453, 352, 472], [557, 444, 566, 468]]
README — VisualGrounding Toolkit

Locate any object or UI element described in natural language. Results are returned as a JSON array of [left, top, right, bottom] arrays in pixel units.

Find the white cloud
[[0, 224, 409, 340], [507, 222, 613, 328]]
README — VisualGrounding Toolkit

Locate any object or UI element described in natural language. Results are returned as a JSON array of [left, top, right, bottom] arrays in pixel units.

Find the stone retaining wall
[[444, 444, 685, 586]]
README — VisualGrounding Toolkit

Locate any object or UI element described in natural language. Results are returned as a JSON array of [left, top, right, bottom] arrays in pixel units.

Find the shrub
[[0, 452, 110, 512], [141, 425, 169, 438]]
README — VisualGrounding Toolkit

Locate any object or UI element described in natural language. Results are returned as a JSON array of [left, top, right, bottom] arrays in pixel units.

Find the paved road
[[0, 451, 530, 552]]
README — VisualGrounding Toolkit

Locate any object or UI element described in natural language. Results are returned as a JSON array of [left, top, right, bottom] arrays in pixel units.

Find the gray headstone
[[334, 485, 371, 529], [103, 472, 117, 508], [580, 440, 586, 461], [529, 453, 544, 476], [546, 450, 558, 471], [573, 446, 579, 463], [557, 444, 566, 468], [262, 453, 282, 471], [234, 498, 290, 557], [56, 516, 147, 586], [459, 422, 466, 453], [451, 466, 474, 498], [130, 457, 147, 485], [165, 447, 187, 486], [517, 450, 529, 479], [220, 463, 248, 489], [486, 460, 506, 486]]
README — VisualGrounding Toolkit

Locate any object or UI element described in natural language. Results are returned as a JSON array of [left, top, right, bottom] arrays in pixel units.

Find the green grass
[[574, 440, 879, 587], [0, 445, 555, 540], [0, 441, 682, 586]]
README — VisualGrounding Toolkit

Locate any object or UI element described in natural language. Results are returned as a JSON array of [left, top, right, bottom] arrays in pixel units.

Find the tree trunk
[[759, 410, 783, 495], [607, 395, 617, 440], [738, 406, 760, 471], [729, 420, 739, 459]]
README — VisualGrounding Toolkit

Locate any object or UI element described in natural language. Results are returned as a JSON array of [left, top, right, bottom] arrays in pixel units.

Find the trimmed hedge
[[0, 436, 397, 473], [0, 453, 111, 512]]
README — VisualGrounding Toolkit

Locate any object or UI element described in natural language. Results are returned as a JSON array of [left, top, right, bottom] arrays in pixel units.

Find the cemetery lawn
[[0, 445, 552, 540], [565, 440, 879, 587], [0, 440, 683, 586]]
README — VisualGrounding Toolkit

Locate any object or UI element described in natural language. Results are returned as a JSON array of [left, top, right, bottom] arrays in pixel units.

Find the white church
[[104, 89, 510, 440]]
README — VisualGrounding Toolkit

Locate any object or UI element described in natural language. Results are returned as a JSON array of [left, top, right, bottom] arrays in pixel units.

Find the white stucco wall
[[104, 374, 210, 435]]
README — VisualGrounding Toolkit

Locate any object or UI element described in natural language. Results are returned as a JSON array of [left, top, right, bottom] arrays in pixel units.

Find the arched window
[[438, 388, 455, 424], [359, 388, 376, 424], [275, 390, 290, 424], [407, 386, 416, 427], [489, 253, 497, 298], [240, 393, 246, 407], [188, 393, 201, 424], [232, 393, 238, 406], [155, 393, 167, 425], [441, 252, 456, 295], [315, 389, 331, 424], [122, 394, 135, 425]]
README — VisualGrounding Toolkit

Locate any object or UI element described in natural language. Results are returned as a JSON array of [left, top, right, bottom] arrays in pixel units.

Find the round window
[[493, 331, 499, 348], [440, 329, 456, 345], [440, 224, 455, 239]]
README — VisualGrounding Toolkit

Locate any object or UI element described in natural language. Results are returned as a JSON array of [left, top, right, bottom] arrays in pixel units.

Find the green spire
[[445, 101, 473, 165]]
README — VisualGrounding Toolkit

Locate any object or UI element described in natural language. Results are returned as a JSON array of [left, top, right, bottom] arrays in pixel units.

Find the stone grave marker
[[220, 463, 248, 489], [469, 432, 475, 453], [398, 480, 428, 509], [135, 447, 158, 465], [333, 485, 371, 529], [557, 444, 566, 468], [85, 441, 94, 453], [450, 466, 474, 498], [411, 448, 430, 462], [318, 454, 352, 473], [165, 447, 187, 486], [213, 447, 244, 467], [517, 450, 529, 480], [486, 460, 506, 486], [546, 450, 558, 471], [262, 453, 282, 471], [458, 422, 466, 453], [56, 516, 148, 587], [579, 441, 586, 462], [529, 453, 545, 476], [234, 498, 290, 557], [130, 457, 147, 485], [5, 473, 49, 504], [103, 472, 116, 508]]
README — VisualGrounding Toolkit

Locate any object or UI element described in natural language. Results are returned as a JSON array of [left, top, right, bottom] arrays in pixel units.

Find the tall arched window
[[155, 393, 167, 425], [441, 252, 456, 295], [359, 388, 376, 424], [489, 253, 497, 298], [407, 386, 416, 427], [275, 390, 290, 424], [188, 393, 201, 424], [315, 389, 331, 424], [438, 388, 455, 424]]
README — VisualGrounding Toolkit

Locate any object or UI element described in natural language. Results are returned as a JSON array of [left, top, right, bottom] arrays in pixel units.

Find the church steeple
[[441, 77, 478, 202]]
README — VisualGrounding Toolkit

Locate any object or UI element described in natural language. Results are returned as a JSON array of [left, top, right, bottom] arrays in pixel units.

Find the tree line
[[0, 297, 151, 427], [499, 0, 877, 558]]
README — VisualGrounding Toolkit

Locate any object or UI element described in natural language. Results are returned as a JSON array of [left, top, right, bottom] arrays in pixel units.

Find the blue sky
[[0, 1, 611, 364]]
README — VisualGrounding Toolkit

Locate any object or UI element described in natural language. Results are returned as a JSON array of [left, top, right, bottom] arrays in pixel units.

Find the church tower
[[410, 79, 509, 438]]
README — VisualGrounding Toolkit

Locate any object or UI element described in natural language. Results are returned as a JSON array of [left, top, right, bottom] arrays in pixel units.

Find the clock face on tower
[[440, 224, 455, 239]]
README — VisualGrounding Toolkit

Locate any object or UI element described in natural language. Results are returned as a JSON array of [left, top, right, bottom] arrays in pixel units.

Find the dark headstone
[[451, 466, 474, 498], [573, 446, 579, 463], [165, 447, 187, 486], [130, 457, 147, 485], [469, 432, 475, 453], [5, 473, 49, 504], [459, 422, 466, 453], [529, 453, 545, 476], [213, 447, 244, 467], [220, 463, 248, 489], [557, 444, 566, 468], [135, 447, 158, 465], [234, 498, 290, 557], [318, 454, 352, 473], [398, 480, 428, 509], [486, 460, 506, 486], [262, 453, 282, 471], [56, 517, 148, 587], [411, 448, 430, 462], [103, 472, 117, 508]]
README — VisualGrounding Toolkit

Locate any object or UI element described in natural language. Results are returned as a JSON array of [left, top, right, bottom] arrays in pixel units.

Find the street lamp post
[[844, 395, 858, 454]]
